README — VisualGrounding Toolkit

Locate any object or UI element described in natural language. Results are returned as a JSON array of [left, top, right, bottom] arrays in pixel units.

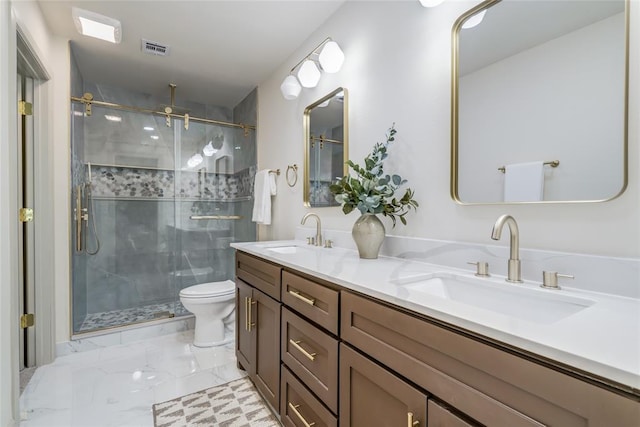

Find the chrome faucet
[[491, 214, 523, 283], [301, 213, 323, 246]]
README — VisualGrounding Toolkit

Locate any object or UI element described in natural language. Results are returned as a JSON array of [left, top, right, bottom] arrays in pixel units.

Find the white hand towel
[[503, 161, 544, 202], [252, 170, 274, 224]]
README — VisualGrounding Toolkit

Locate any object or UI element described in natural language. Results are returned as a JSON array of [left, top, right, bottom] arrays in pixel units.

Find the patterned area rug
[[153, 377, 281, 427]]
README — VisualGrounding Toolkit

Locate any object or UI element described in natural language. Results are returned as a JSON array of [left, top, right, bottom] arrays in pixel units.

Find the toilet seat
[[179, 280, 235, 298]]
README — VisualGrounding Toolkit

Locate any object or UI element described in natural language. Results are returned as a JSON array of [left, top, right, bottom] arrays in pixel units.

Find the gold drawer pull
[[408, 412, 419, 427], [288, 402, 316, 427], [289, 339, 316, 361], [288, 289, 315, 306], [247, 297, 256, 332]]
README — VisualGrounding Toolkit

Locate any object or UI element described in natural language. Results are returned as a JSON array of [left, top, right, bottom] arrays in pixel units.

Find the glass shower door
[[71, 106, 179, 334], [172, 120, 256, 309]]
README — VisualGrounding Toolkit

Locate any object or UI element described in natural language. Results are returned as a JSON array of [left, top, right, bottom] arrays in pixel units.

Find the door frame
[[15, 23, 56, 366]]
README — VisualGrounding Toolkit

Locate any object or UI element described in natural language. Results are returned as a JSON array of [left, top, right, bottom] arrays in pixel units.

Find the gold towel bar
[[499, 160, 559, 173], [269, 169, 280, 175]]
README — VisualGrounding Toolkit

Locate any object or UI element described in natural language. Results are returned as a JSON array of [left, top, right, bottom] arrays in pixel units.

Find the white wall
[[257, 0, 639, 258], [459, 13, 625, 202]]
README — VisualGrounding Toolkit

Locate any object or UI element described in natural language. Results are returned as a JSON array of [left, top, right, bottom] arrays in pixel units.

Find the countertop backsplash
[[295, 226, 639, 299]]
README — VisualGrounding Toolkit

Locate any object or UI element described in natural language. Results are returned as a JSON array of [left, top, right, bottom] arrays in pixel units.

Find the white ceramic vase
[[352, 213, 385, 259]]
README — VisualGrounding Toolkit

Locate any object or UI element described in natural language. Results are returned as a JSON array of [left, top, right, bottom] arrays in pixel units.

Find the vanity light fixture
[[462, 9, 487, 29], [419, 0, 446, 7], [72, 7, 122, 44], [280, 37, 345, 100]]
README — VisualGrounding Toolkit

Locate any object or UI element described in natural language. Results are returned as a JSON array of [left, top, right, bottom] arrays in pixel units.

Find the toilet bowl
[[179, 280, 235, 347]]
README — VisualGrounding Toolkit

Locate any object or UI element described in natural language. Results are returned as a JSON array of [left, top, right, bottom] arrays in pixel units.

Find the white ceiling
[[37, 0, 346, 108]]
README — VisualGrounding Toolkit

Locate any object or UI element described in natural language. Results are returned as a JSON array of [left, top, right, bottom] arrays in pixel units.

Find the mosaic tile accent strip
[[78, 302, 190, 332], [90, 165, 256, 200], [153, 377, 280, 427]]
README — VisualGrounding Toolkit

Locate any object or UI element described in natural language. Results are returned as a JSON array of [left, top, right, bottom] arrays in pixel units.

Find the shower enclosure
[[70, 84, 256, 335]]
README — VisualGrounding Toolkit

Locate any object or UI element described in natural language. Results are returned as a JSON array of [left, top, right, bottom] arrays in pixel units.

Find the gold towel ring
[[286, 164, 298, 187]]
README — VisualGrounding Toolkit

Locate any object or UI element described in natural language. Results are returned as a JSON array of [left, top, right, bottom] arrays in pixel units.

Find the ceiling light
[[143, 126, 154, 131], [72, 7, 121, 44], [297, 60, 321, 88], [203, 141, 218, 157], [104, 114, 122, 122], [281, 37, 345, 100], [419, 0, 446, 7], [280, 75, 302, 100], [150, 135, 159, 140], [462, 10, 487, 29], [318, 41, 344, 73]]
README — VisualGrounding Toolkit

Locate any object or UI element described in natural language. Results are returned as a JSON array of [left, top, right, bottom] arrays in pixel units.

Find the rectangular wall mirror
[[304, 87, 348, 207], [451, 0, 629, 204]]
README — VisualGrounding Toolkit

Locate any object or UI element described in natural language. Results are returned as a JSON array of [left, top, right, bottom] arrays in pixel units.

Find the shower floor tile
[[78, 302, 190, 333], [19, 329, 244, 427]]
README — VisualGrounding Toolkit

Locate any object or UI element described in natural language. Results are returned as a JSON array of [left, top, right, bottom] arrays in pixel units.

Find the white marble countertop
[[232, 240, 640, 395]]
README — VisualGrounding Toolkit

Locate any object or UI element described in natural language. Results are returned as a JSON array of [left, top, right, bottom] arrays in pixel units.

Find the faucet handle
[[468, 261, 490, 277], [306, 236, 315, 245], [541, 271, 574, 290], [324, 239, 333, 248]]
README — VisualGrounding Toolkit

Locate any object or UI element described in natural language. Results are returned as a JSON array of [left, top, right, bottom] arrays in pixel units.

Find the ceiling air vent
[[142, 39, 170, 56]]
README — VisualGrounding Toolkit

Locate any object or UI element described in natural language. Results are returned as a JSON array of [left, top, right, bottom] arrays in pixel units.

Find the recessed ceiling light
[[72, 7, 122, 44], [143, 126, 154, 131], [150, 135, 159, 140], [104, 114, 122, 122]]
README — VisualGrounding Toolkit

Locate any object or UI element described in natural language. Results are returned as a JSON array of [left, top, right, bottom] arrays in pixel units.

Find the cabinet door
[[340, 343, 427, 427], [253, 288, 282, 412], [428, 400, 475, 427], [235, 279, 254, 374]]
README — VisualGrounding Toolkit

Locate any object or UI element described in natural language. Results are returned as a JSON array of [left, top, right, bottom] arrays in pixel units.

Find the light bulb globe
[[280, 75, 301, 100], [318, 41, 344, 73], [297, 60, 321, 88]]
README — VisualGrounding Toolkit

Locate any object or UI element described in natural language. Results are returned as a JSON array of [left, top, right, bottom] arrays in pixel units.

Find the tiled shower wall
[[90, 165, 256, 199]]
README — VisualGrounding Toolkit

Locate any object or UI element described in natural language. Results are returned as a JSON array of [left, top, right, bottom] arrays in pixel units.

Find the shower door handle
[[74, 185, 85, 252]]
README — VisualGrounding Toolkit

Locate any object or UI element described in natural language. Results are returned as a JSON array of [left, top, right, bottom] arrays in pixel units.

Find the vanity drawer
[[282, 270, 339, 335], [282, 307, 339, 413], [428, 400, 475, 427], [236, 251, 282, 301], [341, 291, 640, 427], [281, 366, 337, 427]]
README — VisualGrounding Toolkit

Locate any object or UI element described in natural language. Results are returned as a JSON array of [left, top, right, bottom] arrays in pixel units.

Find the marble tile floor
[[19, 330, 246, 427], [78, 303, 190, 333]]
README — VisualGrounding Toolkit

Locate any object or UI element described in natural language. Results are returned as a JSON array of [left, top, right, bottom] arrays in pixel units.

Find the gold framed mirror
[[451, 0, 629, 204], [304, 87, 348, 207]]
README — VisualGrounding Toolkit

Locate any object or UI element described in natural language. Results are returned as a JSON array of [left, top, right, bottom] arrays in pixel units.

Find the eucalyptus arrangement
[[329, 124, 418, 227]]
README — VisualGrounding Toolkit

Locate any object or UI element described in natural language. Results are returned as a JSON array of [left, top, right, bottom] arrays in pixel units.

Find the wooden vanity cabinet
[[235, 253, 282, 412], [340, 343, 428, 427], [341, 290, 640, 427], [280, 269, 341, 420], [235, 250, 640, 426]]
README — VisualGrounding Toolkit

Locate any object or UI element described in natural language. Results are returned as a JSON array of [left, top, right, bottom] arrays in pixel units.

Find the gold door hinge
[[18, 100, 33, 116], [19, 208, 34, 222], [21, 313, 35, 329]]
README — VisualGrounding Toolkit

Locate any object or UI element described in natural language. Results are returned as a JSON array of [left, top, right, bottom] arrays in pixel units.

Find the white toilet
[[179, 280, 236, 347]]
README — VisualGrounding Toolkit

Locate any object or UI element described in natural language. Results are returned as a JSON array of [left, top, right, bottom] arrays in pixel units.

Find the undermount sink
[[267, 245, 302, 254], [256, 244, 310, 255], [395, 272, 595, 324]]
